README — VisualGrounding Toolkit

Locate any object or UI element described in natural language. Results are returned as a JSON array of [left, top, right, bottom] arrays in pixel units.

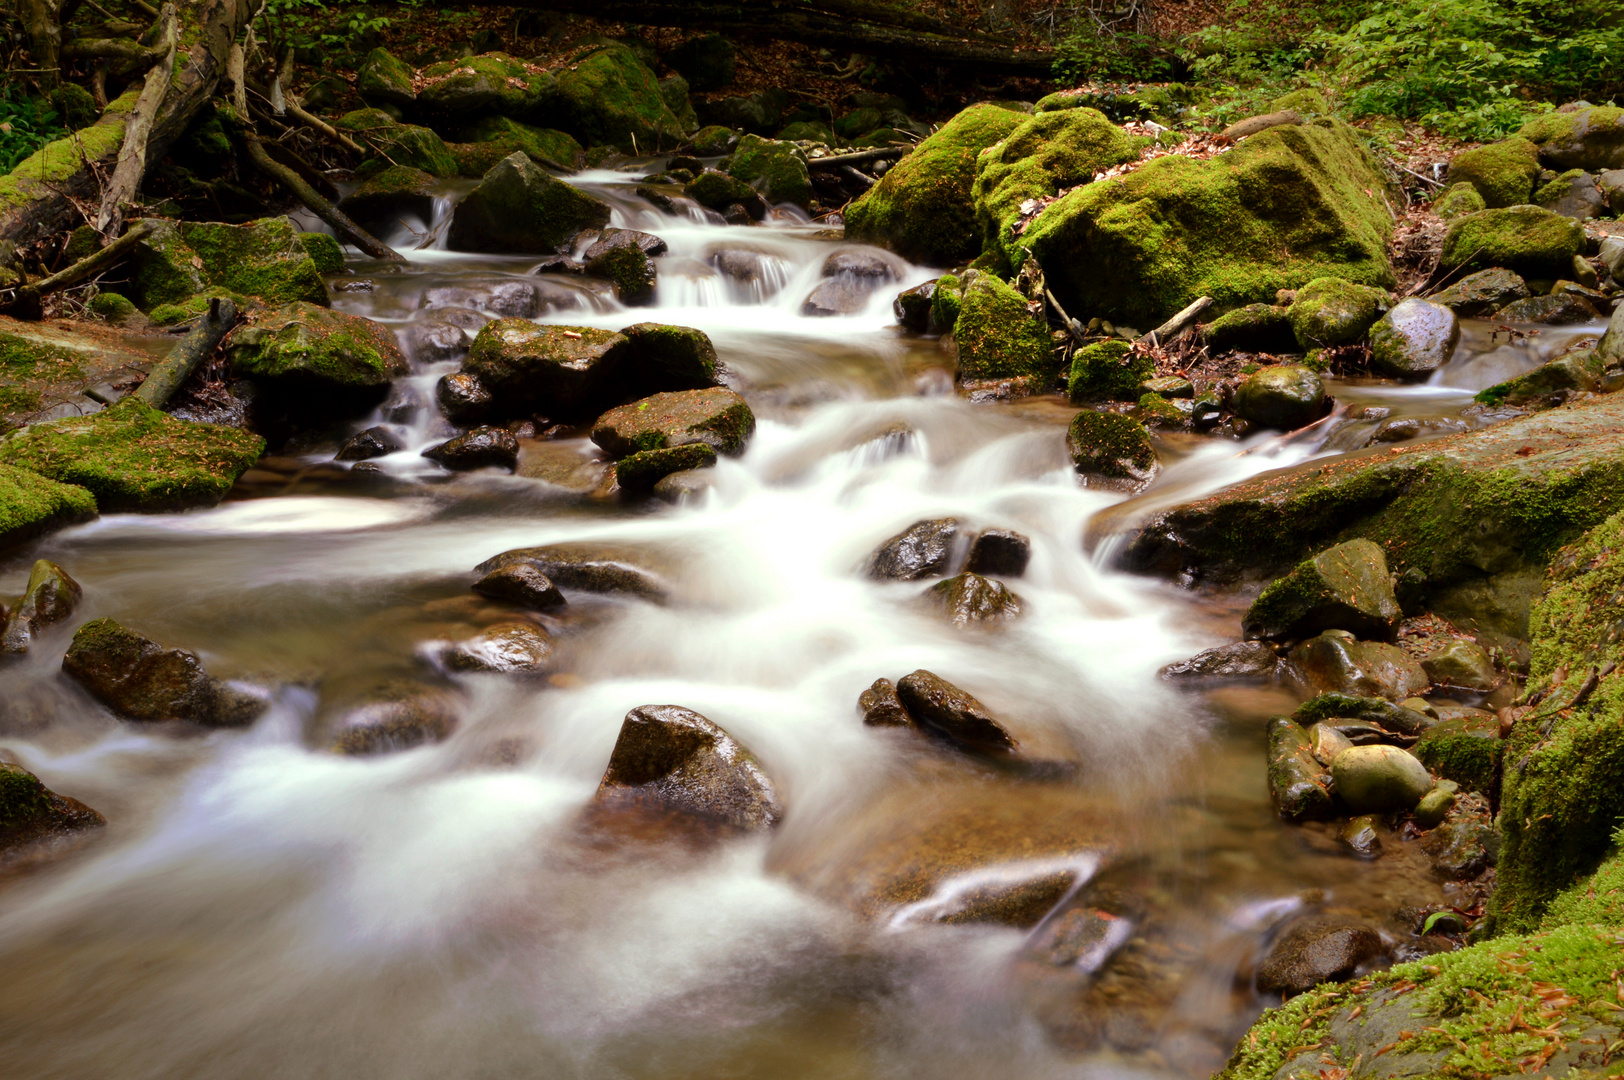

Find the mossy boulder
[[1517, 105, 1624, 172], [1444, 137, 1541, 208], [460, 320, 633, 422], [1476, 349, 1607, 409], [683, 169, 764, 216], [0, 760, 104, 854], [1439, 206, 1587, 281], [1286, 276, 1389, 348], [931, 272, 963, 331], [356, 46, 415, 107], [951, 273, 1053, 383], [335, 165, 437, 232], [554, 42, 686, 152], [1035, 85, 1184, 125], [620, 322, 722, 389], [0, 398, 262, 513], [1067, 338, 1153, 402], [127, 217, 328, 313], [0, 463, 95, 553], [1202, 303, 1296, 353], [1243, 537, 1401, 642], [582, 229, 662, 306], [417, 53, 553, 118], [1412, 711, 1501, 793], [0, 558, 82, 655], [1066, 410, 1157, 483], [726, 134, 812, 208], [1432, 181, 1487, 220], [1233, 363, 1326, 430], [1023, 119, 1396, 328], [61, 617, 265, 726], [1269, 88, 1330, 115], [335, 109, 458, 177], [448, 116, 584, 175], [590, 387, 754, 458], [297, 232, 344, 274], [446, 152, 611, 255], [687, 125, 738, 156], [86, 291, 138, 323], [777, 120, 834, 146], [226, 302, 408, 405], [970, 107, 1141, 270], [844, 103, 1026, 266]]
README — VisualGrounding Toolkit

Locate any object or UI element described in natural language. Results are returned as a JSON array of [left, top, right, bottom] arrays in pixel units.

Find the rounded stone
[[1330, 744, 1435, 813], [1233, 365, 1325, 430], [1369, 298, 1460, 379]]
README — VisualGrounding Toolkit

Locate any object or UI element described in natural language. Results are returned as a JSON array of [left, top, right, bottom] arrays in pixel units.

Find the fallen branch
[[247, 77, 364, 154], [61, 36, 167, 74], [806, 146, 909, 169], [95, 3, 176, 240], [134, 295, 236, 408], [1, 221, 153, 316], [1143, 296, 1214, 346], [236, 123, 405, 262]]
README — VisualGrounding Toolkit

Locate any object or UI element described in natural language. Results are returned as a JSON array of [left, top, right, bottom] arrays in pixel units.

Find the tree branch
[[95, 2, 176, 240], [234, 122, 406, 262], [133, 295, 237, 407]]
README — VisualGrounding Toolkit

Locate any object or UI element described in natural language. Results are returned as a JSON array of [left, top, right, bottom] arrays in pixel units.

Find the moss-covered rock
[[1244, 538, 1401, 642], [951, 273, 1053, 382], [418, 53, 553, 117], [1432, 180, 1487, 220], [620, 322, 721, 389], [725, 134, 812, 208], [61, 617, 265, 726], [1286, 276, 1389, 349], [1067, 409, 1156, 483], [1067, 338, 1152, 402], [1024, 119, 1396, 328], [297, 232, 344, 274], [356, 46, 415, 107], [334, 165, 437, 232], [1202, 303, 1296, 353], [0, 759, 104, 854], [1429, 267, 1529, 317], [446, 152, 611, 255], [0, 463, 95, 553], [1517, 105, 1624, 172], [971, 107, 1140, 270], [1445, 137, 1541, 208], [1542, 839, 1624, 929], [844, 103, 1026, 266], [86, 291, 139, 323], [931, 272, 963, 331], [1412, 711, 1501, 793], [777, 120, 834, 145], [447, 116, 584, 175], [582, 230, 662, 306], [1477, 349, 1607, 409], [0, 398, 262, 513], [336, 109, 458, 177], [1035, 85, 1185, 125], [687, 125, 737, 156], [127, 217, 328, 313], [1233, 363, 1326, 430], [590, 387, 754, 458], [554, 42, 686, 152], [683, 168, 764, 216], [615, 443, 719, 492], [227, 302, 407, 403], [461, 320, 633, 421], [1439, 205, 1587, 281]]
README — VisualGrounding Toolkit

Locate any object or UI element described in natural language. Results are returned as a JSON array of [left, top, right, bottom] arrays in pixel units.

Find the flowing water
[[0, 167, 1609, 1080]]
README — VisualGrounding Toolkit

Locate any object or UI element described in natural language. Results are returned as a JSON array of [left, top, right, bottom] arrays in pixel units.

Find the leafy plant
[[257, 0, 392, 63], [0, 86, 64, 174]]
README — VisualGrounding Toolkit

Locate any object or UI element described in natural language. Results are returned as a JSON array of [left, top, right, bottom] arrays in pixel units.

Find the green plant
[[257, 0, 392, 62], [0, 86, 65, 174]]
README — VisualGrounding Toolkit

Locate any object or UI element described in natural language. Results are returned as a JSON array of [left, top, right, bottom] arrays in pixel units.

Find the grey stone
[[868, 518, 960, 581], [595, 704, 782, 831], [1369, 298, 1459, 379]]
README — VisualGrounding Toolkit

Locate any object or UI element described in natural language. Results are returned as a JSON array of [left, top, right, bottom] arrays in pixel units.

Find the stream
[[0, 164, 1609, 1080]]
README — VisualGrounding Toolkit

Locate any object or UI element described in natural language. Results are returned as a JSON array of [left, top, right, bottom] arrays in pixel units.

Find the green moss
[[1137, 391, 1183, 423], [0, 760, 54, 829], [971, 107, 1141, 270], [297, 232, 344, 274], [1440, 206, 1586, 281], [931, 272, 963, 330], [1477, 350, 1605, 408], [1412, 713, 1502, 793], [683, 169, 758, 209], [357, 46, 415, 105], [589, 243, 656, 304], [1543, 834, 1624, 929], [0, 91, 137, 212], [1287, 276, 1389, 349], [844, 103, 1026, 266], [418, 53, 553, 117], [616, 443, 719, 490], [777, 121, 834, 145], [1518, 105, 1624, 171], [688, 126, 736, 156], [1433, 181, 1488, 220], [1535, 168, 1588, 206], [450, 116, 584, 173], [86, 291, 138, 322], [726, 134, 812, 208], [128, 218, 326, 312], [1066, 409, 1156, 479], [1024, 119, 1396, 328], [0, 461, 96, 551], [1445, 137, 1541, 208], [226, 302, 405, 389], [335, 109, 458, 178], [1068, 339, 1151, 402], [834, 106, 884, 139], [1270, 89, 1329, 114], [952, 273, 1053, 382], [1203, 303, 1296, 352], [554, 42, 686, 152]]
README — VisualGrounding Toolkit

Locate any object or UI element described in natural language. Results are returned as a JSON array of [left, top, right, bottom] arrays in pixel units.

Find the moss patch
[[1445, 137, 1541, 208], [726, 134, 812, 208], [1439, 205, 1586, 281], [1067, 410, 1156, 480], [1068, 339, 1152, 402], [0, 90, 138, 213], [0, 462, 96, 552], [335, 109, 458, 177], [554, 42, 686, 152], [1544, 835, 1624, 930], [952, 273, 1053, 382], [1412, 712, 1502, 793], [449, 115, 584, 174], [418, 53, 553, 117], [297, 232, 344, 274], [127, 217, 327, 313], [226, 302, 407, 390]]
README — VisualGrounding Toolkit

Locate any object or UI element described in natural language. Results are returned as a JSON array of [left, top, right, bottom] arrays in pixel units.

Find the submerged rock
[[923, 572, 1024, 628], [444, 621, 553, 674], [595, 704, 781, 831], [1330, 744, 1434, 812], [1287, 630, 1429, 701], [1243, 538, 1401, 642], [858, 677, 913, 727], [328, 681, 460, 755], [894, 670, 1019, 756], [1265, 717, 1334, 820], [1160, 640, 1278, 681], [1256, 922, 1384, 997], [868, 518, 961, 581], [0, 759, 105, 857], [0, 559, 81, 655], [61, 618, 267, 726]]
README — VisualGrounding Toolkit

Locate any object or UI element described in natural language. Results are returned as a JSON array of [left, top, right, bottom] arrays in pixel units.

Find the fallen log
[[95, 3, 177, 240], [133, 295, 236, 408], [1, 221, 153, 318], [235, 123, 406, 262], [806, 146, 909, 169]]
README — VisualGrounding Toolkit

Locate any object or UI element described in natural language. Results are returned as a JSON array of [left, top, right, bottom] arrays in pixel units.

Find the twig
[[806, 146, 908, 169], [1142, 295, 1213, 346], [1396, 163, 1444, 188]]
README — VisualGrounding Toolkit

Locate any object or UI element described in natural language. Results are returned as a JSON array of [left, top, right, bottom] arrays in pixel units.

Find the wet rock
[[1287, 631, 1429, 701], [422, 426, 518, 472], [1367, 415, 1471, 444], [402, 319, 472, 364], [483, 281, 543, 318], [1428, 267, 1530, 317], [472, 563, 566, 611], [532, 253, 584, 275], [895, 670, 1018, 756], [226, 302, 409, 410], [1266, 717, 1334, 821], [1243, 538, 1401, 642], [683, 170, 766, 218], [1341, 815, 1383, 858], [1256, 922, 1384, 997], [1421, 637, 1499, 691], [1066, 411, 1157, 486], [1412, 712, 1501, 793], [867, 518, 960, 581], [1159, 641, 1279, 681], [858, 677, 913, 727], [1233, 364, 1326, 430], [436, 371, 494, 424], [893, 280, 937, 333], [800, 253, 897, 316], [1422, 805, 1494, 880], [1330, 744, 1434, 812], [1308, 722, 1355, 766], [923, 572, 1024, 628], [965, 529, 1031, 577], [595, 704, 782, 831], [726, 134, 812, 209], [334, 165, 436, 231], [335, 425, 403, 461], [1067, 340, 1153, 403], [329, 681, 460, 754], [1, 559, 81, 655], [708, 247, 781, 294], [1287, 277, 1389, 349], [476, 542, 668, 601], [652, 468, 716, 503], [582, 228, 665, 306], [446, 152, 611, 254], [1491, 292, 1600, 325], [590, 387, 754, 458], [1412, 782, 1458, 828], [444, 621, 553, 673], [1369, 298, 1459, 379], [1026, 901, 1136, 970], [0, 759, 105, 856], [615, 444, 718, 492], [1292, 692, 1434, 736], [620, 323, 723, 391], [460, 320, 632, 422], [61, 618, 267, 726]]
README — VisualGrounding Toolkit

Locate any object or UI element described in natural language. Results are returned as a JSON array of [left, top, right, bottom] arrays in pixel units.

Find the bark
[[1144, 296, 1213, 345], [236, 126, 405, 262], [24, 0, 63, 88], [95, 4, 177, 240], [133, 295, 237, 408]]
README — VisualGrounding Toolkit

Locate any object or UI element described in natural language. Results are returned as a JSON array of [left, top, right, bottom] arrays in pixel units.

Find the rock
[[226, 302, 408, 411], [554, 42, 688, 152], [894, 670, 1018, 756], [651, 468, 715, 503], [1369, 298, 1459, 379], [1604, 300, 1624, 363], [0, 759, 104, 856], [1160, 641, 1278, 681], [595, 704, 781, 830], [966, 529, 1031, 577], [476, 542, 667, 601], [616, 444, 718, 491], [459, 320, 632, 422], [1202, 303, 1297, 353], [726, 134, 812, 208], [328, 681, 460, 755], [619, 323, 722, 390], [1067, 339, 1153, 402], [858, 677, 912, 727], [893, 280, 937, 332], [1067, 410, 1157, 486], [1412, 712, 1501, 793], [335, 165, 436, 232], [696, 89, 785, 135], [1330, 744, 1433, 812], [664, 33, 735, 93], [61, 618, 266, 726], [444, 621, 553, 674], [952, 273, 1054, 382], [402, 320, 470, 365], [844, 103, 1025, 265], [1412, 782, 1457, 828], [1256, 922, 1384, 996], [356, 46, 415, 107], [800, 252, 900, 316], [582, 228, 663, 305], [0, 398, 262, 513], [422, 426, 519, 471], [1517, 105, 1624, 172], [1602, 173, 1624, 218], [589, 387, 754, 460], [1535, 168, 1608, 220], [683, 170, 766, 218], [1266, 717, 1334, 820], [449, 116, 585, 175], [436, 371, 494, 424], [1243, 538, 1402, 642], [126, 216, 329, 313], [298, 231, 343, 275], [1444, 137, 1541, 208], [0, 559, 81, 655], [417, 52, 553, 117], [336, 109, 458, 177], [1287, 277, 1389, 349], [1428, 267, 1530, 317], [1421, 638, 1499, 691], [1490, 292, 1600, 325], [1293, 692, 1434, 736], [336, 427, 403, 462], [1232, 364, 1326, 430], [1439, 206, 1587, 281], [868, 518, 960, 581], [0, 463, 95, 553], [1308, 722, 1354, 766], [1432, 181, 1487, 220], [1288, 631, 1429, 701], [1367, 414, 1471, 444], [659, 74, 697, 135], [923, 572, 1024, 628], [472, 563, 566, 611], [446, 153, 611, 255], [1341, 815, 1382, 857]]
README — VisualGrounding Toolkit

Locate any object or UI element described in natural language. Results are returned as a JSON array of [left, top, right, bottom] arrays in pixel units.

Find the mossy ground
[[0, 320, 155, 434], [0, 462, 96, 551]]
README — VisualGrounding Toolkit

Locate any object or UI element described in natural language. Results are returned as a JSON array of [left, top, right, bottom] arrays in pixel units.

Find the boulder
[[687, 125, 738, 156], [1444, 137, 1541, 208], [858, 677, 913, 727], [443, 621, 553, 674], [1517, 105, 1624, 171], [476, 542, 668, 601], [1308, 722, 1354, 766], [616, 444, 718, 491], [801, 249, 901, 317], [0, 559, 80, 655], [683, 170, 766, 218], [335, 109, 459, 177], [1024, 119, 1396, 328], [1201, 303, 1296, 353], [127, 216, 328, 313], [328, 681, 460, 755], [595, 704, 782, 830], [1232, 364, 1325, 430], [1242, 538, 1401, 642], [336, 166, 437, 232], [336, 426, 403, 462], [1159, 640, 1278, 680], [1412, 711, 1501, 793], [0, 759, 104, 855], [355, 47, 415, 108], [844, 103, 1026, 265], [659, 74, 698, 135], [1265, 717, 1334, 820], [1067, 339, 1152, 402], [1535, 168, 1608, 220], [1420, 637, 1498, 691], [448, 116, 585, 176], [1431, 181, 1486, 220], [1427, 267, 1529, 317], [697, 89, 785, 135], [1286, 277, 1389, 349], [726, 135, 812, 208], [966, 529, 1031, 577], [1490, 292, 1599, 325], [923, 572, 1024, 628], [459, 320, 631, 422], [436, 371, 493, 424], [1329, 744, 1434, 812], [1438, 206, 1586, 281], [1287, 630, 1428, 700], [0, 398, 262, 513], [619, 323, 722, 390], [1067, 410, 1157, 485], [1368, 298, 1459, 379], [422, 426, 519, 472], [664, 33, 736, 93], [416, 53, 553, 118], [868, 519, 960, 581], [61, 618, 266, 726], [554, 43, 688, 152], [446, 153, 611, 255], [894, 670, 1019, 756], [952, 273, 1056, 384], [0, 463, 95, 553], [893, 280, 938, 333], [590, 387, 754, 458], [473, 562, 566, 611], [582, 229, 663, 306], [1256, 922, 1384, 997], [226, 302, 408, 408], [1598, 302, 1623, 363]]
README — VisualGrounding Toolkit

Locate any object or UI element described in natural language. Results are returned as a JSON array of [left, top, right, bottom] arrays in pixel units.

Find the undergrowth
[[0, 85, 64, 174]]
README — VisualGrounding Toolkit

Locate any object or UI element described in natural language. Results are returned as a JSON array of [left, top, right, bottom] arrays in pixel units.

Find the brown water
[[0, 167, 1605, 1080]]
